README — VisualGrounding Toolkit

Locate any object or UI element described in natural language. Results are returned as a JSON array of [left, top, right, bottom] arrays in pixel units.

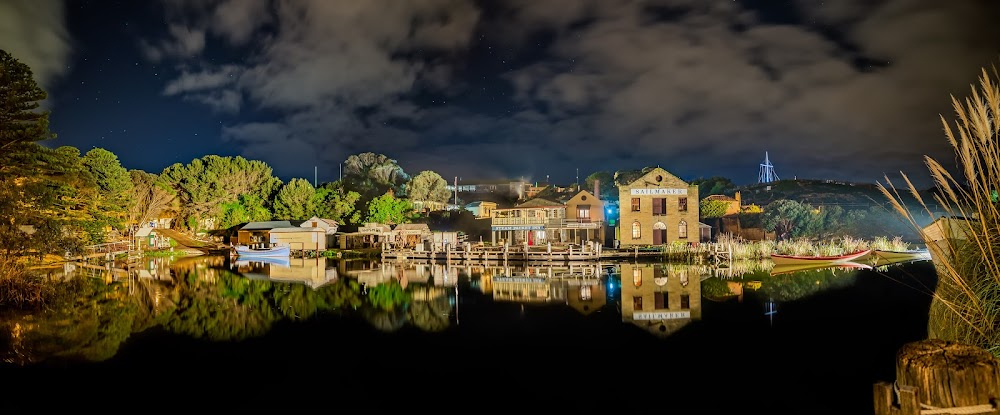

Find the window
[[580, 286, 592, 301], [577, 205, 591, 222], [652, 198, 666, 215], [678, 220, 688, 239], [632, 268, 642, 287], [633, 296, 643, 311], [654, 292, 668, 309], [631, 197, 640, 212], [680, 294, 690, 309], [632, 221, 641, 239], [312, 221, 318, 227], [678, 197, 688, 212]]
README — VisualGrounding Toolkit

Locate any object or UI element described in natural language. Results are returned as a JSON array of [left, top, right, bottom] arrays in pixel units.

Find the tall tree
[[127, 170, 175, 231], [315, 181, 362, 225], [273, 178, 316, 220], [0, 50, 96, 256], [0, 49, 54, 151], [219, 194, 271, 229], [161, 155, 282, 230], [407, 170, 450, 203], [366, 191, 414, 225], [82, 148, 133, 234], [342, 152, 409, 200]]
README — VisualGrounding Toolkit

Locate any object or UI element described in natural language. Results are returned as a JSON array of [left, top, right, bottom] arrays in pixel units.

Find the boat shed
[[269, 227, 328, 253], [339, 223, 392, 249], [238, 221, 294, 247]]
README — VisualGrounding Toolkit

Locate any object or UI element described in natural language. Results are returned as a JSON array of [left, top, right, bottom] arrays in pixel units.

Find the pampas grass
[[878, 63, 1000, 356]]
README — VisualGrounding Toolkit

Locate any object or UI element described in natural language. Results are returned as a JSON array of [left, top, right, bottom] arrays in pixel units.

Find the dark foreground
[[2, 259, 936, 414]]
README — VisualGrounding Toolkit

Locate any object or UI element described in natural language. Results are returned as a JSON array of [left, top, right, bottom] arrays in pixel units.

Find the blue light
[[607, 209, 612, 213]]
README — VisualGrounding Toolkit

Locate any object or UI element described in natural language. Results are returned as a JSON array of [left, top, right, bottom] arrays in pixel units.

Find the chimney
[[735, 191, 741, 206], [594, 179, 600, 200]]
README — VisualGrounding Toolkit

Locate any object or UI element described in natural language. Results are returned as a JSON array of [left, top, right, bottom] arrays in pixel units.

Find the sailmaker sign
[[631, 188, 687, 195]]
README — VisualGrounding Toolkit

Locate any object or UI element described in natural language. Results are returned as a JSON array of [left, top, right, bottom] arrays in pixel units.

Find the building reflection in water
[[619, 262, 704, 337], [464, 262, 608, 314], [231, 256, 337, 289]]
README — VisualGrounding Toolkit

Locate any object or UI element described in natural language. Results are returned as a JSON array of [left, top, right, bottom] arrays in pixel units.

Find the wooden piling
[[874, 339, 1000, 415]]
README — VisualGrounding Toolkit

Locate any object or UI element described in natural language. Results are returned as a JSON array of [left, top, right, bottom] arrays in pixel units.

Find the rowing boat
[[769, 249, 871, 266]]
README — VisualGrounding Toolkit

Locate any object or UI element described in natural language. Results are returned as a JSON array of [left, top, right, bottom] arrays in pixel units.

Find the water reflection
[[1, 254, 930, 367], [620, 263, 704, 336]]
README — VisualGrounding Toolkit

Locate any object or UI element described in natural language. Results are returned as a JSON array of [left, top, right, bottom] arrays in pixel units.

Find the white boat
[[872, 248, 931, 262], [235, 244, 290, 259]]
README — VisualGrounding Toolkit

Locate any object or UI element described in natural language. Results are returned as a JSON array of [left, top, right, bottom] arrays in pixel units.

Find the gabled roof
[[241, 221, 293, 230], [270, 227, 325, 233], [516, 197, 564, 208], [302, 216, 338, 227], [135, 226, 155, 237], [394, 223, 431, 232]]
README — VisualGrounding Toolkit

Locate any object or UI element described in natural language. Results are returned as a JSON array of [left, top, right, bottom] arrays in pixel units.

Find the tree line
[[0, 49, 454, 261]]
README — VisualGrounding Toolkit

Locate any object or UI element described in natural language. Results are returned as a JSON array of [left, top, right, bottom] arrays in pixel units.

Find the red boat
[[769, 249, 872, 266], [770, 261, 873, 276]]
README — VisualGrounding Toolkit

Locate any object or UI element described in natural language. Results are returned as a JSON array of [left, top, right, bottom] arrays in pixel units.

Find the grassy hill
[[719, 179, 944, 243], [734, 179, 938, 212]]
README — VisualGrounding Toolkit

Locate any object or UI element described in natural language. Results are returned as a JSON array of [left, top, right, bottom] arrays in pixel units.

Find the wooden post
[[874, 339, 1000, 415]]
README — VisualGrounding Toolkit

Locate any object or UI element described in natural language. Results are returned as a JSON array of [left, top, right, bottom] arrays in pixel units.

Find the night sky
[[3, 0, 999, 188]]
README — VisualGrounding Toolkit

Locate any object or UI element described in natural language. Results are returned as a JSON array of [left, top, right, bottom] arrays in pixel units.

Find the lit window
[[633, 268, 642, 286], [632, 221, 641, 239], [678, 220, 688, 239]]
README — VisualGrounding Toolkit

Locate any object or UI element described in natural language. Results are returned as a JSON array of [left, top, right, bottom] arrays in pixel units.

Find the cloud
[[163, 65, 242, 95], [150, 0, 481, 181], [0, 0, 72, 90], [140, 24, 206, 62], [498, 0, 1000, 185], [148, 0, 999, 187]]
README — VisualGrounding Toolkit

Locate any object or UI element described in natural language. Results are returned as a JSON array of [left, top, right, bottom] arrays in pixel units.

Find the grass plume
[[878, 63, 1000, 356]]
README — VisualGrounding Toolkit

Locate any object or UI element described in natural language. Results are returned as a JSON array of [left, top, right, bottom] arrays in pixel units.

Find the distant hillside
[[733, 179, 938, 212]]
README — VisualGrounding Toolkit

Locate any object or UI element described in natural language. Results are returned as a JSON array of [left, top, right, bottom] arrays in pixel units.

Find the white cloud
[[0, 0, 72, 90]]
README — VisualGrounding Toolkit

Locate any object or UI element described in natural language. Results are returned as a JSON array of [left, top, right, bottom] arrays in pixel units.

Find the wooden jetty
[[382, 241, 728, 263]]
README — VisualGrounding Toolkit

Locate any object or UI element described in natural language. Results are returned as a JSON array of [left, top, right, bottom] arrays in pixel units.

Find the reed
[[878, 63, 1000, 356], [0, 256, 55, 308]]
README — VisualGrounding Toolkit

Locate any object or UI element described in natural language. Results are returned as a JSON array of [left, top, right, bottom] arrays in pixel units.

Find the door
[[653, 221, 667, 245]]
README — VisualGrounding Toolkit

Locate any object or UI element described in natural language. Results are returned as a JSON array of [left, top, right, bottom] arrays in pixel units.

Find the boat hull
[[872, 249, 931, 262], [771, 261, 872, 276], [770, 249, 871, 266], [235, 245, 290, 258]]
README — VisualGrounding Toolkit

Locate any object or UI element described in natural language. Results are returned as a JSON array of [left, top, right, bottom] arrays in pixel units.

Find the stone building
[[616, 167, 700, 247]]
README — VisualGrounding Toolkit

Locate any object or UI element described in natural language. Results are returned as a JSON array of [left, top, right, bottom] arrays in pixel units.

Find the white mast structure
[[758, 151, 779, 183]]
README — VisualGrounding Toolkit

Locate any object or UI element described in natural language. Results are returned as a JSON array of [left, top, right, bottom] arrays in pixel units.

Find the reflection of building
[[619, 262, 703, 337], [566, 278, 607, 315], [345, 261, 460, 288], [232, 257, 337, 289]]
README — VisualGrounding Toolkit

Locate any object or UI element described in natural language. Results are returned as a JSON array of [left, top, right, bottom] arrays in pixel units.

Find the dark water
[[1, 255, 936, 414]]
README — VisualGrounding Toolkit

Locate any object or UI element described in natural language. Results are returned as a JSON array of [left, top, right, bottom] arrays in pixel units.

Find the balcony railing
[[491, 217, 603, 228]]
